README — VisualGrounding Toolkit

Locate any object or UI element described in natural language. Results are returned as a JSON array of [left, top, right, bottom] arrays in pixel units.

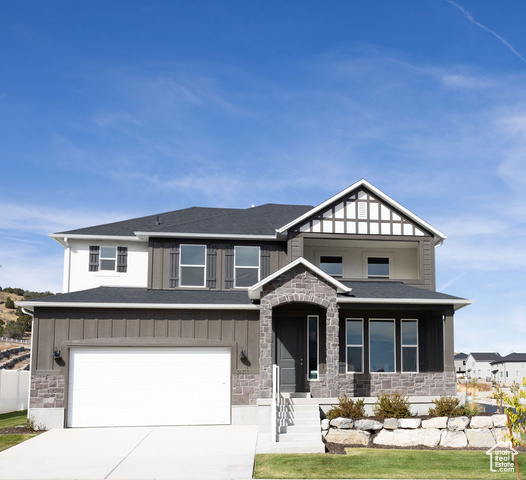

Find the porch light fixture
[[52, 348, 62, 360], [239, 349, 247, 359]]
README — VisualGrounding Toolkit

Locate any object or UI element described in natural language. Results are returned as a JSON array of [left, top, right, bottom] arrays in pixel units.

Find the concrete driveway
[[0, 425, 258, 480]]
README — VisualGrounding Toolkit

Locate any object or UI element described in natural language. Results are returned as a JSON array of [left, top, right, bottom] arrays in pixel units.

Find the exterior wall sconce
[[239, 349, 247, 359], [52, 348, 62, 360]]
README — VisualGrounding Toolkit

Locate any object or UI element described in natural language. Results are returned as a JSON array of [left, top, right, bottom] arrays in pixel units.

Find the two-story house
[[20, 179, 470, 433], [465, 352, 502, 382]]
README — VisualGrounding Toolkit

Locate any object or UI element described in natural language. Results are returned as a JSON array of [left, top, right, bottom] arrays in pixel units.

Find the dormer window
[[180, 245, 206, 287], [367, 257, 389, 278], [319, 256, 343, 277]]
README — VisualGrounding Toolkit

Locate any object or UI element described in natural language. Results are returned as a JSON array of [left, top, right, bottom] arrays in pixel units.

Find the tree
[[4, 297, 15, 309]]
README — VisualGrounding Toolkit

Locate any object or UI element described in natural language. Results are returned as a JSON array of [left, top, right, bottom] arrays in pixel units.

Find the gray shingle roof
[[22, 287, 254, 306], [491, 353, 526, 364], [470, 352, 502, 362], [57, 204, 313, 237], [340, 281, 466, 301], [455, 352, 468, 359]]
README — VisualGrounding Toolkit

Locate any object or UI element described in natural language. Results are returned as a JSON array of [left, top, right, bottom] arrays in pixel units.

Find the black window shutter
[[89, 246, 100, 272], [225, 245, 234, 289], [260, 245, 270, 279], [206, 245, 217, 289], [169, 243, 180, 288], [117, 247, 128, 273]]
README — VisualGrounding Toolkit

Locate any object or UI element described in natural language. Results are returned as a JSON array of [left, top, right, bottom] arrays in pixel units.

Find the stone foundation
[[232, 373, 261, 405], [30, 373, 65, 409], [338, 371, 457, 397]]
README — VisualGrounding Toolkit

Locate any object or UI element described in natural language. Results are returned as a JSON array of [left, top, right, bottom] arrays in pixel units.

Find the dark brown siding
[[148, 239, 286, 290], [32, 307, 260, 374]]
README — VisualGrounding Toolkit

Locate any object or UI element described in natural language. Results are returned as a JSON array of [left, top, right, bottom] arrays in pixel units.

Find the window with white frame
[[367, 257, 389, 278], [100, 246, 117, 271], [401, 319, 418, 372], [346, 318, 363, 373], [319, 255, 343, 277], [234, 246, 260, 287], [307, 315, 319, 380], [180, 245, 206, 287], [369, 319, 395, 372]]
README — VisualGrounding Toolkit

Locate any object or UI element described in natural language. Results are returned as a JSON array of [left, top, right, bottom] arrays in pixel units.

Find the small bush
[[463, 401, 483, 416], [327, 394, 366, 420], [373, 392, 412, 418], [4, 297, 15, 309], [2, 320, 25, 339], [429, 395, 464, 417], [3, 287, 25, 296]]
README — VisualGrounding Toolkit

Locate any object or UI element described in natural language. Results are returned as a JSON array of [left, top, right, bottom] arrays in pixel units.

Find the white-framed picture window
[[234, 246, 260, 287], [401, 319, 418, 372], [346, 318, 363, 373], [369, 319, 395, 372], [180, 244, 206, 287], [367, 257, 390, 278], [319, 255, 343, 277]]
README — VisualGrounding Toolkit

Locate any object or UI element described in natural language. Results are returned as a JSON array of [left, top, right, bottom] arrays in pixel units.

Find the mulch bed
[[0, 427, 40, 435]]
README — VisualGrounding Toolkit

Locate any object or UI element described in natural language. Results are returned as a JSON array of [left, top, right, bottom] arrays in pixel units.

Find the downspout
[[22, 307, 34, 422]]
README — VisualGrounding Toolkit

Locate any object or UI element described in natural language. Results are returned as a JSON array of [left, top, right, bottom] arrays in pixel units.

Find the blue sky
[[1, 1, 525, 354]]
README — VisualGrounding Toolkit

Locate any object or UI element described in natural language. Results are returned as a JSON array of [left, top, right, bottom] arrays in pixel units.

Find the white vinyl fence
[[0, 370, 29, 414]]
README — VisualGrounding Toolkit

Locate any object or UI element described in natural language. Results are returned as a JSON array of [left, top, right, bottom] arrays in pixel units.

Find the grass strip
[[0, 410, 27, 429], [254, 449, 526, 479], [0, 434, 37, 453]]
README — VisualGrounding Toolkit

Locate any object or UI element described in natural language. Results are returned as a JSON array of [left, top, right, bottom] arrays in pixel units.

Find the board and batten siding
[[32, 307, 260, 374], [147, 239, 287, 290]]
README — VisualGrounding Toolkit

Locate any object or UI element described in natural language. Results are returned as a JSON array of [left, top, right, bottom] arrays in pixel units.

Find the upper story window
[[180, 245, 206, 287], [89, 246, 127, 272], [320, 256, 343, 277], [234, 246, 260, 287], [367, 257, 389, 278]]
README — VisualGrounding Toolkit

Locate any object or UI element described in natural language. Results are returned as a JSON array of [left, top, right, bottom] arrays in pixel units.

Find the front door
[[275, 317, 306, 392]]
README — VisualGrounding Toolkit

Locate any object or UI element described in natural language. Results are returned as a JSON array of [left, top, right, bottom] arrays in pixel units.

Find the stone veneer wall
[[258, 264, 340, 399], [232, 373, 260, 405], [30, 373, 65, 409], [338, 371, 457, 397]]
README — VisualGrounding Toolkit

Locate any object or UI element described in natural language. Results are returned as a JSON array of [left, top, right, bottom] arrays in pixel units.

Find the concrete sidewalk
[[0, 425, 258, 480]]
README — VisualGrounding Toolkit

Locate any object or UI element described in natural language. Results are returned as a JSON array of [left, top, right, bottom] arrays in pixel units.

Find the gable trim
[[276, 179, 446, 245], [247, 257, 352, 300]]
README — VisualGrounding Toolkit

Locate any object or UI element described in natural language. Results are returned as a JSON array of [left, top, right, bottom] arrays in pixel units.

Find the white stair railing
[[271, 364, 280, 443]]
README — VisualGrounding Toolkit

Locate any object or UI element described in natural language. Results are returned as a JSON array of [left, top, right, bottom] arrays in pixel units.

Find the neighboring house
[[465, 352, 502, 382], [19, 179, 471, 430], [491, 353, 526, 386], [454, 352, 468, 375]]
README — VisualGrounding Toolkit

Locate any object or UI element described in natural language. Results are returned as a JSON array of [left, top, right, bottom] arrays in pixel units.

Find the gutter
[[17, 301, 260, 311]]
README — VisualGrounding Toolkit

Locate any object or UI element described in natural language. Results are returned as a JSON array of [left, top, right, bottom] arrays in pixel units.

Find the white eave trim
[[248, 257, 352, 300], [17, 301, 259, 311], [276, 179, 447, 245], [337, 296, 472, 311], [49, 233, 142, 247], [134, 231, 278, 241]]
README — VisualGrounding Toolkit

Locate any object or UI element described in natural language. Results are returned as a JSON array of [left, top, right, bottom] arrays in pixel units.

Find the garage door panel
[[67, 347, 231, 427]]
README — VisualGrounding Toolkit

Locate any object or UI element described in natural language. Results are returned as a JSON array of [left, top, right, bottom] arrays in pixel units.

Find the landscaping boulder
[[398, 418, 421, 429], [325, 428, 370, 446], [492, 414, 508, 428], [329, 417, 353, 429], [466, 428, 496, 448], [383, 418, 398, 430], [470, 416, 493, 429], [448, 416, 470, 431], [492, 427, 508, 443], [321, 419, 330, 431], [373, 428, 441, 448], [422, 417, 447, 429], [354, 419, 383, 431], [440, 431, 467, 448]]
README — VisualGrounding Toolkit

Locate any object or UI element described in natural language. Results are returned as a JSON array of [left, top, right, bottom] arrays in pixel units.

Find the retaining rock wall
[[323, 414, 511, 449]]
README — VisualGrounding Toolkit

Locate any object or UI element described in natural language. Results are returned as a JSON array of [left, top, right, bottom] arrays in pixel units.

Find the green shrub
[[429, 395, 464, 417], [3, 287, 25, 296], [463, 401, 483, 416], [4, 297, 15, 309], [2, 320, 25, 339], [373, 392, 412, 418], [327, 394, 366, 420]]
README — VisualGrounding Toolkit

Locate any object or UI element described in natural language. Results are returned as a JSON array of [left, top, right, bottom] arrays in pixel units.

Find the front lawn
[[254, 449, 526, 479], [0, 410, 39, 452]]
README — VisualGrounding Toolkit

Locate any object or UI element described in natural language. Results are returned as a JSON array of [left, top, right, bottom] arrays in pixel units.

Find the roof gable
[[277, 179, 446, 245]]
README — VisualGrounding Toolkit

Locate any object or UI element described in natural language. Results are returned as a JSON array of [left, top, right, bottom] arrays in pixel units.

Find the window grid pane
[[401, 319, 418, 372], [346, 319, 363, 373], [234, 246, 260, 287]]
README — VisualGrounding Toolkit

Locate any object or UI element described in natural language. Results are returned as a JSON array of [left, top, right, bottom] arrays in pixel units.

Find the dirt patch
[[0, 427, 41, 435]]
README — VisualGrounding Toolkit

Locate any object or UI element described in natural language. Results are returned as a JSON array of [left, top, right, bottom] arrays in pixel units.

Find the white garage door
[[67, 347, 231, 427]]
